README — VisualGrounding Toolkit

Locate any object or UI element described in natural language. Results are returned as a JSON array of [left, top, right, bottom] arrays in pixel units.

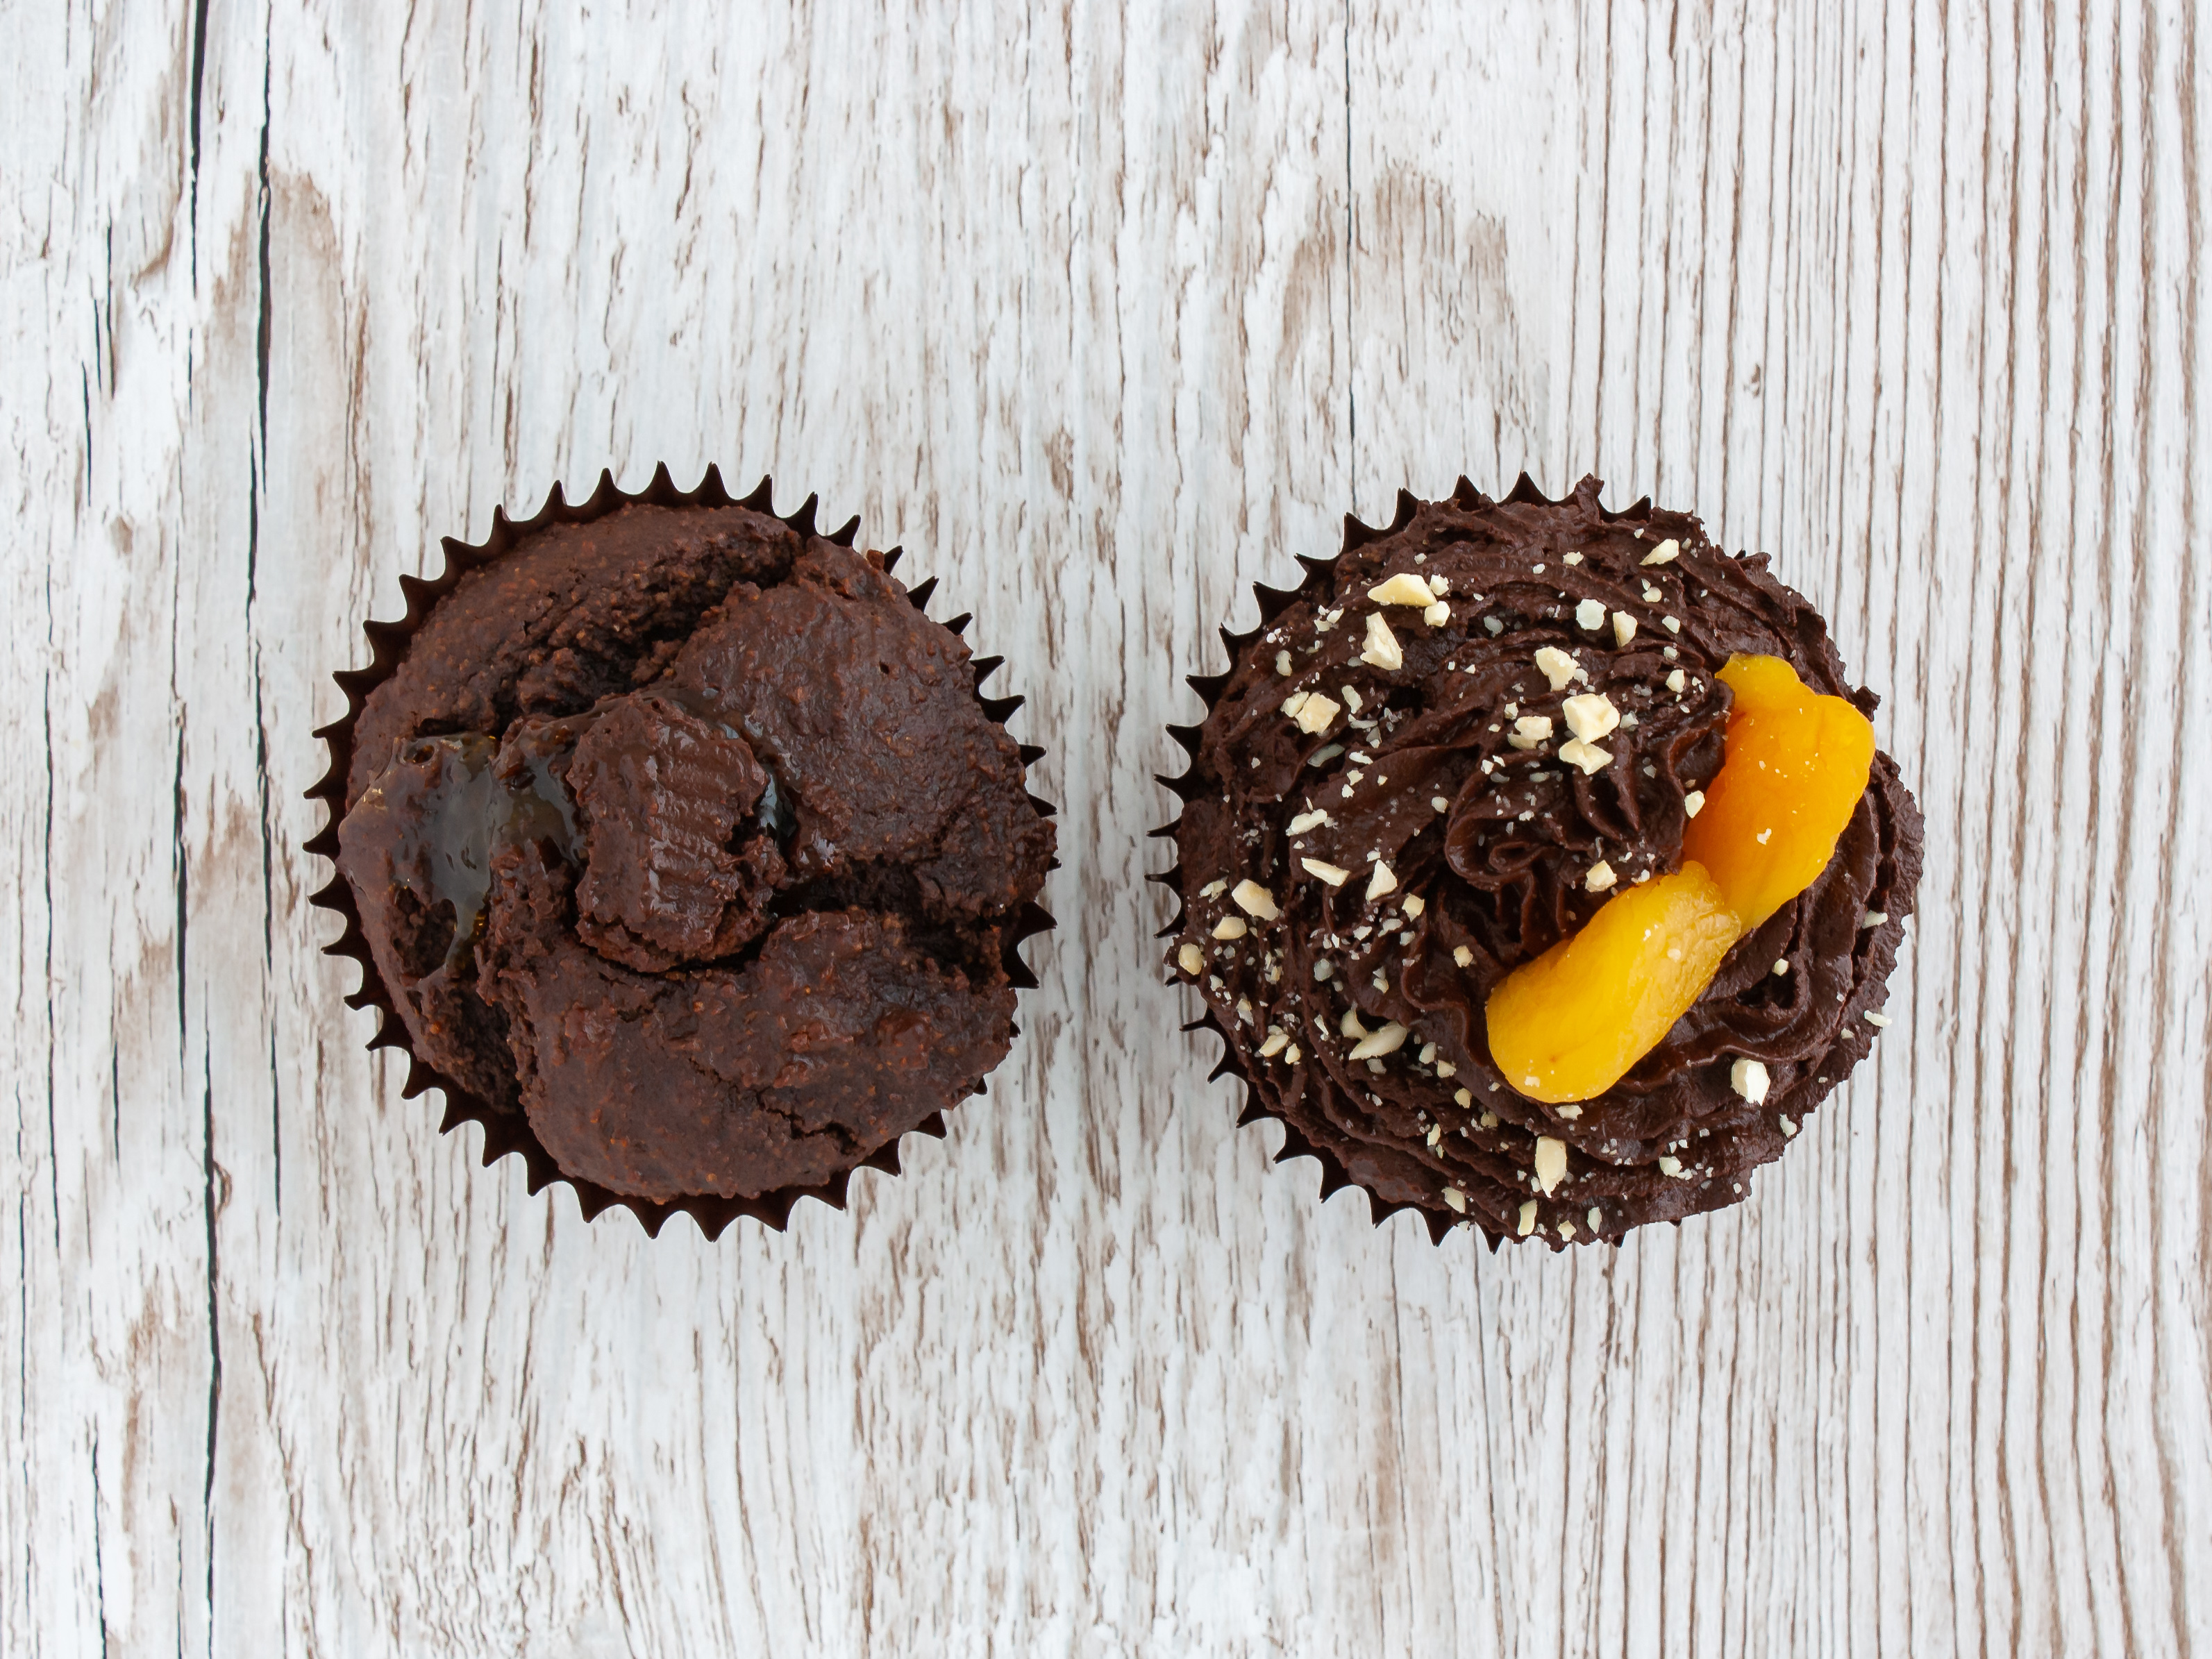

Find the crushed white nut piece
[[1232, 879, 1280, 919], [1178, 943, 1204, 976], [1284, 1043, 1301, 1063], [1661, 645, 1679, 662], [1400, 893, 1426, 919], [1554, 1103, 1580, 1119], [1418, 1041, 1439, 1065], [1307, 743, 1345, 767], [1483, 616, 1504, 635], [1561, 691, 1620, 742], [1341, 686, 1364, 714], [1293, 692, 1341, 734], [1368, 572, 1441, 607], [1534, 1136, 1568, 1195], [1666, 668, 1687, 693], [1534, 645, 1580, 690], [1430, 795, 1450, 813], [1518, 1199, 1538, 1236], [1507, 714, 1555, 750], [1302, 857, 1350, 886], [1864, 1011, 1893, 1028], [1557, 1220, 1577, 1242], [1658, 1155, 1689, 1179], [1755, 827, 1773, 845], [1427, 1124, 1443, 1147], [1428, 573, 1450, 596], [1611, 611, 1637, 646], [1641, 537, 1682, 566], [1683, 789, 1706, 818], [1731, 1057, 1771, 1104], [1236, 997, 1254, 1025], [1349, 1021, 1408, 1060], [1212, 916, 1248, 940], [1275, 650, 1292, 676], [1586, 860, 1618, 893], [1563, 551, 1584, 566], [1445, 1188, 1468, 1215], [1435, 1061, 1457, 1078], [1587, 1206, 1602, 1231], [1313, 959, 1332, 981], [1258, 1028, 1289, 1058], [1559, 737, 1612, 775], [1773, 958, 1790, 976], [1861, 909, 1888, 929], [1423, 600, 1450, 627], [1452, 945, 1475, 968], [1575, 598, 1607, 632], [1287, 809, 1330, 836], [1340, 1007, 1371, 1039], [1779, 1114, 1798, 1138], [1454, 1087, 1473, 1107], [1199, 879, 1228, 899], [1360, 612, 1405, 671], [1365, 861, 1398, 901]]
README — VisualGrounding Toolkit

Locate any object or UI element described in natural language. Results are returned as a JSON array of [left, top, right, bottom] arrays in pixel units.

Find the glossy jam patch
[[1484, 655, 1875, 1104]]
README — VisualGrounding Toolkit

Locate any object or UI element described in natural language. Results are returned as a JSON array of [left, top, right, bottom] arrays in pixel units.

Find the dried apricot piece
[[1484, 864, 1741, 1104], [1682, 655, 1875, 927]]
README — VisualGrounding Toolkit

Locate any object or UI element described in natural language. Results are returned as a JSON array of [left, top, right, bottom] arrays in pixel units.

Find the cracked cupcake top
[[334, 499, 1055, 1209], [1165, 475, 1922, 1247]]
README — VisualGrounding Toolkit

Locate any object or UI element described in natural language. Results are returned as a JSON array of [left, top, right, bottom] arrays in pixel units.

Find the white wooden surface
[[6, 2, 2209, 1653]]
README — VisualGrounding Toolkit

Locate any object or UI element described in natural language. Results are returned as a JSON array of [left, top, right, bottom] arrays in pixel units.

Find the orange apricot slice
[[1484, 863, 1741, 1104], [1482, 654, 1875, 1104], [1682, 655, 1876, 927]]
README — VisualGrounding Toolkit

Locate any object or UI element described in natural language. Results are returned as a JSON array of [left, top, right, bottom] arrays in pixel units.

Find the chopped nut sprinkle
[[1293, 692, 1341, 734], [1423, 600, 1450, 627], [1585, 860, 1618, 893], [1683, 789, 1707, 818], [1360, 612, 1405, 671], [1365, 861, 1398, 901], [1861, 909, 1888, 929], [1666, 668, 1687, 693], [1507, 714, 1555, 751], [1275, 650, 1292, 676], [1400, 893, 1425, 919], [1452, 945, 1474, 968], [1730, 1057, 1771, 1104], [1349, 1021, 1408, 1060], [1258, 1028, 1289, 1058], [1611, 611, 1637, 646], [1232, 879, 1280, 919], [1561, 691, 1620, 742], [1864, 1011, 1893, 1028], [1212, 916, 1248, 940], [1445, 1188, 1468, 1215], [1178, 943, 1204, 976], [1302, 857, 1351, 886], [1534, 645, 1580, 690], [1575, 598, 1607, 632], [1518, 1200, 1538, 1236], [1199, 879, 1228, 899], [1559, 737, 1611, 775], [1641, 537, 1682, 566], [1455, 1088, 1474, 1107], [1368, 572, 1440, 607], [1534, 1136, 1568, 1195]]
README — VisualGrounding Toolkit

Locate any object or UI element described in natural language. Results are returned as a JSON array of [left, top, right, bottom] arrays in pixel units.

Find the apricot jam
[[1483, 655, 1875, 1104]]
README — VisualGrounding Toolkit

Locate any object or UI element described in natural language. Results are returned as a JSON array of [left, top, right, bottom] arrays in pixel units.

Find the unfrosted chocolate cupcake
[[1159, 475, 1920, 1247], [309, 469, 1055, 1235]]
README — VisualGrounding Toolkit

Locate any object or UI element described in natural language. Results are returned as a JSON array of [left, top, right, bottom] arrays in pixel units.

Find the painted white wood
[[5, 1, 2207, 1653]]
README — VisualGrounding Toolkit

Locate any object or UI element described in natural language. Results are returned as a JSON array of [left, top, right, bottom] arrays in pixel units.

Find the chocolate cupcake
[[308, 469, 1056, 1236], [1157, 475, 1920, 1247]]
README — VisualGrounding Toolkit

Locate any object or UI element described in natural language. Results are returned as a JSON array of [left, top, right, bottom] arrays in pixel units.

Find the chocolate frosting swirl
[[1165, 477, 1922, 1246]]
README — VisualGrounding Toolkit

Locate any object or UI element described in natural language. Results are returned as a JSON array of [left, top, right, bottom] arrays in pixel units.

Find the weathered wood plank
[[3, 1, 2207, 1655]]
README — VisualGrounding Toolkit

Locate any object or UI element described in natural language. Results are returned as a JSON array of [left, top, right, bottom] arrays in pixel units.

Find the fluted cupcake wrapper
[[306, 465, 1056, 1239], [1150, 472, 1670, 1252]]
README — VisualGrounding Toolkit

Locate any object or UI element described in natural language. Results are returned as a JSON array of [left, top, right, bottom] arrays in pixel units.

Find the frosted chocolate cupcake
[[1159, 475, 1920, 1247], [309, 469, 1055, 1235]]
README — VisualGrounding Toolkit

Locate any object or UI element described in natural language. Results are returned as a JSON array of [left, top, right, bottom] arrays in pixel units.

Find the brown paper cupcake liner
[[306, 464, 1056, 1238], [1151, 473, 1660, 1250]]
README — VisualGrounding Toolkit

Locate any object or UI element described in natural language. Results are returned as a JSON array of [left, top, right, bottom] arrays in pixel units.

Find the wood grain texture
[[4, 1, 2207, 1653]]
